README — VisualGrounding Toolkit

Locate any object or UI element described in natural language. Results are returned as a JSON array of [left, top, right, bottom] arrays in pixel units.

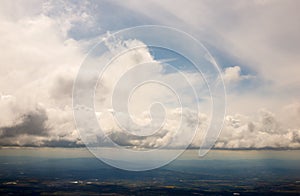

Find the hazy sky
[[0, 0, 299, 149]]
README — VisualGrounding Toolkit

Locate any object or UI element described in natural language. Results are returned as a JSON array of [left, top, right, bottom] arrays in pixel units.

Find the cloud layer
[[0, 0, 299, 150]]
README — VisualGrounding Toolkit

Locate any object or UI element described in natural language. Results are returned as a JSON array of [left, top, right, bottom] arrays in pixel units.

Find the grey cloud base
[[0, 107, 300, 149]]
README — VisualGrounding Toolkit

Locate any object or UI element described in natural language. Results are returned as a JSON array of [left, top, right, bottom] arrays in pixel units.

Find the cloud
[[0, 1, 85, 147], [94, 108, 207, 149], [71, 35, 215, 150], [41, 139, 84, 148], [0, 107, 48, 138], [85, 103, 300, 150], [222, 66, 253, 84], [0, 0, 299, 150], [113, 0, 300, 107], [215, 107, 300, 149]]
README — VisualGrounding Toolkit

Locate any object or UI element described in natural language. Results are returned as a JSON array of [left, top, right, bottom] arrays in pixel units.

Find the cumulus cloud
[[94, 108, 208, 149], [0, 95, 82, 147], [0, 1, 85, 147], [222, 66, 253, 84], [91, 104, 300, 150], [0, 0, 299, 150], [113, 0, 300, 112], [215, 107, 300, 149], [0, 0, 207, 148], [73, 35, 210, 150], [0, 107, 48, 138]]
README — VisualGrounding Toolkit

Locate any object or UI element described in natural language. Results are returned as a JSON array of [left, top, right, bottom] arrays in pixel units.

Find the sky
[[0, 0, 299, 150]]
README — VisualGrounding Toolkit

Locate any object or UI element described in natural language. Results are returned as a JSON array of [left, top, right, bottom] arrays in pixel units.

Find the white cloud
[[222, 66, 253, 84], [113, 0, 300, 98], [0, 1, 85, 147], [215, 107, 300, 149], [0, 0, 299, 150]]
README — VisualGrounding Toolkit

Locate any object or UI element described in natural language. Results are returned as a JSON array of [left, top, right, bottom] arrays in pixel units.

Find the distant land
[[0, 148, 299, 195]]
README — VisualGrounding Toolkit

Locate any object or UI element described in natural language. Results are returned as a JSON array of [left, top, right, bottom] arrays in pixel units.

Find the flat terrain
[[0, 149, 299, 195]]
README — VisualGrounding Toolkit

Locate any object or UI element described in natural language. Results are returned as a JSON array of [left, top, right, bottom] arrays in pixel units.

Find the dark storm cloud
[[0, 139, 84, 148], [0, 108, 49, 138], [42, 139, 85, 148]]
